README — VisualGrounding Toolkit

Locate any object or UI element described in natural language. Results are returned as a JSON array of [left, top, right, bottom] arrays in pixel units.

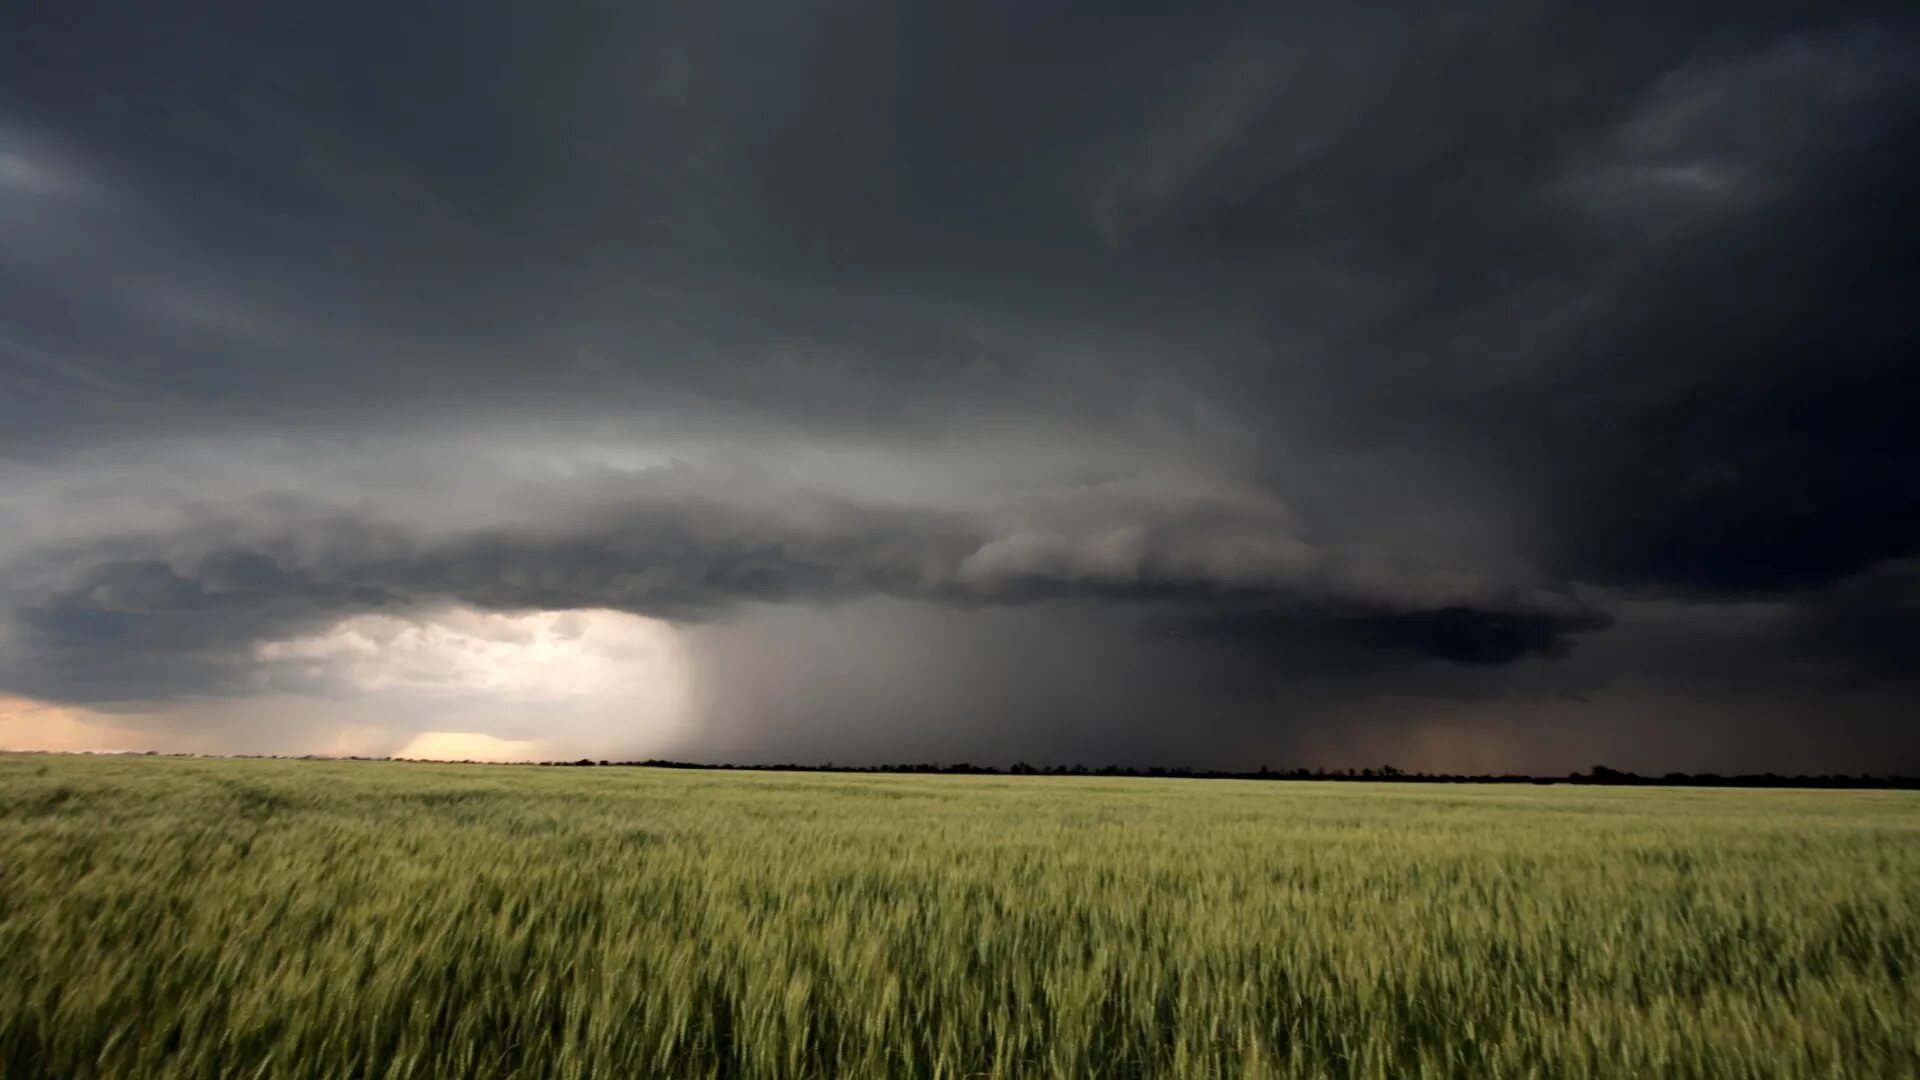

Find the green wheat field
[[2, 754, 1916, 1078]]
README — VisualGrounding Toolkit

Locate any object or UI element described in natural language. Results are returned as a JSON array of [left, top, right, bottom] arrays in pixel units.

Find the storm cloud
[[1, 0, 1915, 771]]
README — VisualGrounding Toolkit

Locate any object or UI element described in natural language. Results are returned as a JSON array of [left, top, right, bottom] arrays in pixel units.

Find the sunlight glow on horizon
[[252, 606, 698, 757], [0, 608, 696, 760], [392, 731, 551, 763]]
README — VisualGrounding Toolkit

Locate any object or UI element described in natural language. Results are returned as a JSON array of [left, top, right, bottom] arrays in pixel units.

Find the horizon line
[[7, 749, 1917, 790]]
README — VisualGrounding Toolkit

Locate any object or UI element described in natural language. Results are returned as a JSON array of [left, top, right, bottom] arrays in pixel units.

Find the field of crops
[[1, 754, 1915, 1078]]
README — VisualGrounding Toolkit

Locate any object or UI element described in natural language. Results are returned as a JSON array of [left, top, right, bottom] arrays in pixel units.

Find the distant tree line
[[34, 750, 1916, 788], [512, 758, 1918, 790]]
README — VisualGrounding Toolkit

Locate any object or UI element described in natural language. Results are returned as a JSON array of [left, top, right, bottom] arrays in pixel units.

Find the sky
[[1, 1, 1916, 773]]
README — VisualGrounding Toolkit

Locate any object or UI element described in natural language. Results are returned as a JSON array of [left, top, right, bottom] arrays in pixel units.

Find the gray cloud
[[1, 0, 1916, 770], [1, 465, 1603, 708]]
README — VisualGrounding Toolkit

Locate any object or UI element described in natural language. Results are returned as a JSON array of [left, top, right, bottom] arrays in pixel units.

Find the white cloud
[[257, 606, 688, 701]]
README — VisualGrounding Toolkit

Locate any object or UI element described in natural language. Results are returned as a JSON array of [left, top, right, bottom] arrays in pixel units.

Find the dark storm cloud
[[1098, 9, 1920, 599], [1, 0, 1916, 768], [0, 467, 1603, 703], [1516, 123, 1920, 595], [1145, 604, 1613, 668]]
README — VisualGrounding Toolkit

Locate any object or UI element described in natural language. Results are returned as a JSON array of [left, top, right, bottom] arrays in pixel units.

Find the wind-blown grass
[[1, 753, 1915, 1078]]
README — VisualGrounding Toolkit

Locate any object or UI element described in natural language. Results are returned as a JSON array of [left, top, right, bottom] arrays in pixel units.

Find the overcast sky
[[1, 1, 1915, 772]]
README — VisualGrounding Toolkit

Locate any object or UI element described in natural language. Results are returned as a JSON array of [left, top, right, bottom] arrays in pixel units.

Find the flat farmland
[[1, 754, 1915, 1078]]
